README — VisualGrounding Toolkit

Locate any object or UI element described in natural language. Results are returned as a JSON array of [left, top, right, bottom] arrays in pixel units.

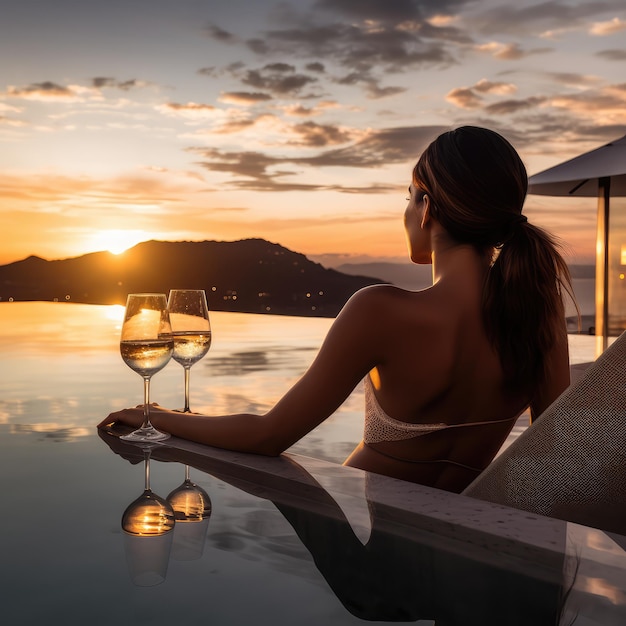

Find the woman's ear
[[420, 195, 431, 229]]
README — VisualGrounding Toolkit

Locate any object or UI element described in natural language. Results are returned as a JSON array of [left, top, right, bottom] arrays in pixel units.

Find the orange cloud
[[6, 82, 101, 102], [549, 85, 626, 124], [218, 92, 272, 105], [590, 17, 626, 36], [155, 101, 217, 120], [446, 79, 517, 108]]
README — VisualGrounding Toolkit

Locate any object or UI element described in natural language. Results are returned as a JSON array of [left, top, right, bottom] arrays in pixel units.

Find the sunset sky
[[1, 0, 625, 267]]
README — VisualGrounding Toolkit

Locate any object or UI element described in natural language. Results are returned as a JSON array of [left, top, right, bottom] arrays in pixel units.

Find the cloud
[[218, 92, 273, 105], [207, 112, 281, 135], [446, 78, 517, 108], [362, 80, 406, 99], [335, 69, 406, 100], [312, 0, 469, 23], [0, 103, 27, 128], [545, 72, 603, 88], [205, 23, 238, 43], [281, 101, 343, 117], [155, 101, 217, 120], [190, 125, 446, 191], [0, 103, 22, 114], [197, 66, 220, 78], [190, 148, 324, 191], [446, 86, 482, 108], [6, 81, 100, 102], [492, 43, 526, 60], [288, 121, 357, 147], [246, 22, 459, 74], [0, 116, 28, 128], [590, 16, 626, 35], [240, 64, 319, 95], [596, 48, 626, 60], [476, 38, 555, 60], [201, 3, 477, 103], [549, 87, 626, 123], [91, 77, 149, 90], [468, 1, 625, 37], [0, 169, 206, 217], [306, 62, 326, 73], [473, 79, 517, 95], [464, 111, 625, 154], [446, 74, 626, 133], [484, 96, 548, 115]]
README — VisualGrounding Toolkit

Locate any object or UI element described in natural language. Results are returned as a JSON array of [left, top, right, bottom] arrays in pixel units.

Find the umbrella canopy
[[527, 134, 626, 352], [528, 135, 626, 197]]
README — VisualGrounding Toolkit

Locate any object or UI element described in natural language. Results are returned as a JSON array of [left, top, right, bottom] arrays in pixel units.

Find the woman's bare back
[[342, 274, 543, 491]]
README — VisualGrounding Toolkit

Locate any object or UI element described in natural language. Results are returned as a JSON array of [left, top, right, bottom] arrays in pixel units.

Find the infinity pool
[[0, 302, 623, 625]]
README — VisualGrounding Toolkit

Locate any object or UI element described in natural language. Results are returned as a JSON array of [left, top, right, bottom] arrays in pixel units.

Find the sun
[[90, 229, 152, 255]]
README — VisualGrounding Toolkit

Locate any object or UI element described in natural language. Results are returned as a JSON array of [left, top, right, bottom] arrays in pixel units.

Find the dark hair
[[413, 126, 574, 392]]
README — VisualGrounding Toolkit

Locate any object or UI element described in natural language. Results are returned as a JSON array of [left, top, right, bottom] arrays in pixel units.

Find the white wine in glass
[[120, 293, 173, 442], [167, 289, 212, 413]]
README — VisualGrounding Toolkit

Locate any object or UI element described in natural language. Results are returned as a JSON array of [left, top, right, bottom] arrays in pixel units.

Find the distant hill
[[337, 261, 595, 288], [337, 262, 433, 291], [0, 239, 385, 318]]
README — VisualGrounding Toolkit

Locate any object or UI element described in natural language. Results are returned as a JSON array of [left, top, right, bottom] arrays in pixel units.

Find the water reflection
[[206, 346, 317, 376], [167, 465, 212, 561], [120, 445, 175, 586], [99, 429, 572, 624], [10, 422, 91, 442], [103, 434, 214, 585]]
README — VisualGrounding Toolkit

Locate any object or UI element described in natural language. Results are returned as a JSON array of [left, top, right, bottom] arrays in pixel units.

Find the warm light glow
[[89, 230, 152, 255], [104, 304, 126, 323], [122, 491, 176, 536]]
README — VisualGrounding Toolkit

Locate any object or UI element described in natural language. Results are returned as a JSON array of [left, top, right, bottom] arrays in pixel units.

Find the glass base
[[121, 425, 170, 443]]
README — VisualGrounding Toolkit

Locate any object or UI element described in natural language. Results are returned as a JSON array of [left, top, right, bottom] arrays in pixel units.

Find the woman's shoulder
[[341, 283, 438, 328], [350, 283, 433, 304]]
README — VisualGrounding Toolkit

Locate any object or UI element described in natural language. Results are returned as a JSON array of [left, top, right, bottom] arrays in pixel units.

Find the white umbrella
[[528, 134, 626, 351]]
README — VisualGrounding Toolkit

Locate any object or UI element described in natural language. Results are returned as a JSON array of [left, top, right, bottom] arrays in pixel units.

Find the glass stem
[[183, 366, 191, 413], [143, 449, 151, 491], [142, 376, 151, 427]]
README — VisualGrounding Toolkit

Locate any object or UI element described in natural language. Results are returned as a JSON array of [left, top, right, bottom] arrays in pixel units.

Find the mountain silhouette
[[0, 239, 385, 317]]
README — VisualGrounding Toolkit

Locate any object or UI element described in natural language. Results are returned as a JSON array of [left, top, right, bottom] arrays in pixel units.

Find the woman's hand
[[98, 404, 171, 430], [97, 406, 144, 430]]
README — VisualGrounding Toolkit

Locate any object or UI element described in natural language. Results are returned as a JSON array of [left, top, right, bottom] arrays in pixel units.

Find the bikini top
[[363, 375, 518, 444]]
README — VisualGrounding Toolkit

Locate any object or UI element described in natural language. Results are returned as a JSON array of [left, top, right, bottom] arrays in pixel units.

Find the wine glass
[[120, 293, 173, 442], [167, 289, 212, 413]]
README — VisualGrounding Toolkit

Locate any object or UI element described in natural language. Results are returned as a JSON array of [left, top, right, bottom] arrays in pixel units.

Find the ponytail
[[483, 221, 574, 391]]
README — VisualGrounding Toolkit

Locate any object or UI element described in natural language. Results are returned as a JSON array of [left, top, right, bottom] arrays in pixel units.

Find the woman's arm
[[529, 318, 570, 422], [100, 287, 388, 454]]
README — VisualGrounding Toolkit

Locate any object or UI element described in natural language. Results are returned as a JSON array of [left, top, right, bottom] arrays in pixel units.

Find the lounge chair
[[463, 332, 626, 537]]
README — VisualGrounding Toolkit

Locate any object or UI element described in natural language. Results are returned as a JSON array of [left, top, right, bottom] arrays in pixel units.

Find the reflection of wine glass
[[167, 289, 212, 413], [120, 294, 173, 442], [122, 448, 176, 536], [122, 447, 176, 586], [167, 465, 212, 560], [167, 465, 212, 522]]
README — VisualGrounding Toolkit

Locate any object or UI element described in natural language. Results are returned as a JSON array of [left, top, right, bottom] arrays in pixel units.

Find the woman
[[101, 126, 573, 493]]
